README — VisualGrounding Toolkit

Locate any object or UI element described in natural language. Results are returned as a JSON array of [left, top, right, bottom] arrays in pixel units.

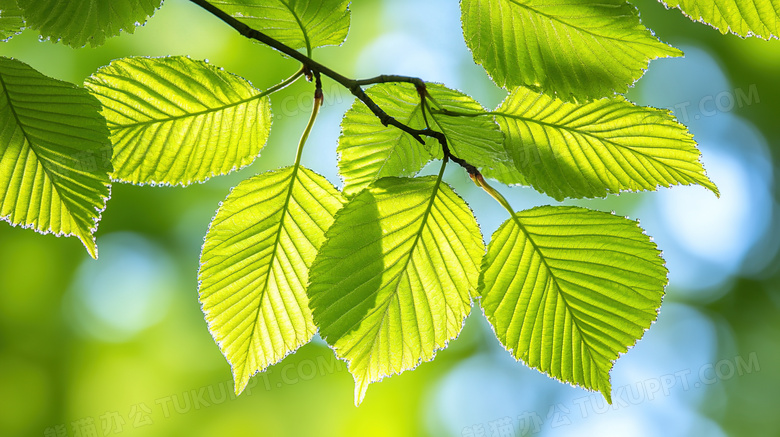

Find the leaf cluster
[[1, 0, 776, 405]]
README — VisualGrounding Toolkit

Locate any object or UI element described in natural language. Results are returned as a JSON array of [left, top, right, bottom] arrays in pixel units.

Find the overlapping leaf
[[338, 83, 438, 197], [308, 176, 484, 405], [338, 83, 504, 195], [480, 206, 668, 402], [85, 56, 272, 186], [0, 0, 24, 42], [488, 87, 718, 200], [208, 0, 351, 53], [426, 85, 507, 177], [662, 0, 779, 39], [0, 57, 111, 258], [460, 0, 682, 100], [199, 166, 344, 395], [16, 0, 162, 47]]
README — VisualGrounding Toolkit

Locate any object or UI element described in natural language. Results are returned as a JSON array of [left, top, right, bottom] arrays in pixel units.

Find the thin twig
[[187, 0, 478, 174]]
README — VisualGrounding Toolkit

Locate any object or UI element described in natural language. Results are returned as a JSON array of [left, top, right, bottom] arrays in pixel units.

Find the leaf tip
[[353, 376, 370, 407], [80, 235, 98, 260]]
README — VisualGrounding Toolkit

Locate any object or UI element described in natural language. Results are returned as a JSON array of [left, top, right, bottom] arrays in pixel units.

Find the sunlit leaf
[[662, 0, 779, 39], [16, 0, 162, 48], [199, 165, 344, 395], [337, 83, 438, 197], [85, 56, 272, 186], [308, 176, 484, 405], [208, 0, 351, 53], [338, 83, 504, 196], [0, 0, 24, 42], [480, 206, 668, 403], [488, 87, 719, 200], [426, 85, 507, 178], [0, 57, 111, 258], [460, 0, 682, 100]]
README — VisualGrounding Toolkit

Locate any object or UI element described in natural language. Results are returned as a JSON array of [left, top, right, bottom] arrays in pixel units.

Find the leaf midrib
[[493, 109, 699, 177], [505, 0, 662, 48], [348, 174, 445, 378], [239, 166, 302, 378], [101, 89, 263, 132], [0, 69, 82, 232], [507, 214, 609, 389]]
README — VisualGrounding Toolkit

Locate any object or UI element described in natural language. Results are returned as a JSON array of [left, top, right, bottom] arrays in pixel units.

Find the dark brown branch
[[187, 0, 477, 174]]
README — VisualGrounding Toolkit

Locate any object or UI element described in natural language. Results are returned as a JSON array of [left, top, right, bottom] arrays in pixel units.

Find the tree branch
[[187, 0, 477, 175]]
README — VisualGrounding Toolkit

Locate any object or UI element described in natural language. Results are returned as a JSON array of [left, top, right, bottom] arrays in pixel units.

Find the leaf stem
[[262, 66, 306, 98], [471, 173, 518, 221], [293, 81, 323, 168]]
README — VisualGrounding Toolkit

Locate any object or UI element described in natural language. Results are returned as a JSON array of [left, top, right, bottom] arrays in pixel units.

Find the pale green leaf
[[0, 57, 111, 258], [662, 0, 780, 38], [337, 83, 505, 196], [0, 0, 24, 42], [426, 85, 508, 178], [308, 176, 485, 405], [480, 206, 668, 402], [460, 0, 683, 100], [337, 83, 438, 197], [199, 165, 344, 395], [17, 0, 162, 48], [208, 0, 351, 54], [85, 56, 272, 186], [489, 87, 719, 200]]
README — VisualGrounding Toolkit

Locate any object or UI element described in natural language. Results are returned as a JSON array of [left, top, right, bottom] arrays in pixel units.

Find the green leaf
[[662, 0, 779, 39], [0, 57, 112, 258], [426, 85, 507, 177], [489, 87, 719, 200], [337, 83, 438, 197], [337, 83, 504, 196], [479, 206, 668, 402], [199, 165, 344, 395], [17, 0, 162, 48], [308, 175, 485, 405], [460, 0, 683, 100], [85, 56, 272, 186], [208, 0, 351, 54], [0, 0, 24, 42]]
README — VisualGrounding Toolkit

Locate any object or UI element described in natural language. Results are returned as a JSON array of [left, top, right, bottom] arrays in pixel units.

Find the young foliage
[[338, 83, 440, 197], [487, 87, 719, 200], [0, 0, 24, 42], [662, 0, 780, 39], [8, 0, 775, 407], [308, 175, 484, 405], [0, 57, 111, 259], [207, 0, 351, 54], [338, 82, 506, 196], [199, 166, 343, 395], [460, 0, 682, 100], [480, 206, 668, 403], [16, 0, 162, 48], [85, 56, 274, 186]]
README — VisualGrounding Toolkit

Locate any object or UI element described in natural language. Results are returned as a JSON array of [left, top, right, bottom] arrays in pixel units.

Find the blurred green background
[[1, 0, 778, 436]]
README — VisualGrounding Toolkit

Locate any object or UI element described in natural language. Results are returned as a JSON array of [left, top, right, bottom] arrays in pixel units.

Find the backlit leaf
[[338, 83, 504, 196], [208, 0, 351, 54], [85, 56, 272, 186], [17, 0, 162, 48], [0, 57, 111, 258], [480, 206, 668, 402], [308, 176, 484, 405], [0, 0, 24, 42], [489, 87, 719, 200], [460, 0, 682, 100], [199, 165, 344, 395], [661, 0, 780, 39]]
